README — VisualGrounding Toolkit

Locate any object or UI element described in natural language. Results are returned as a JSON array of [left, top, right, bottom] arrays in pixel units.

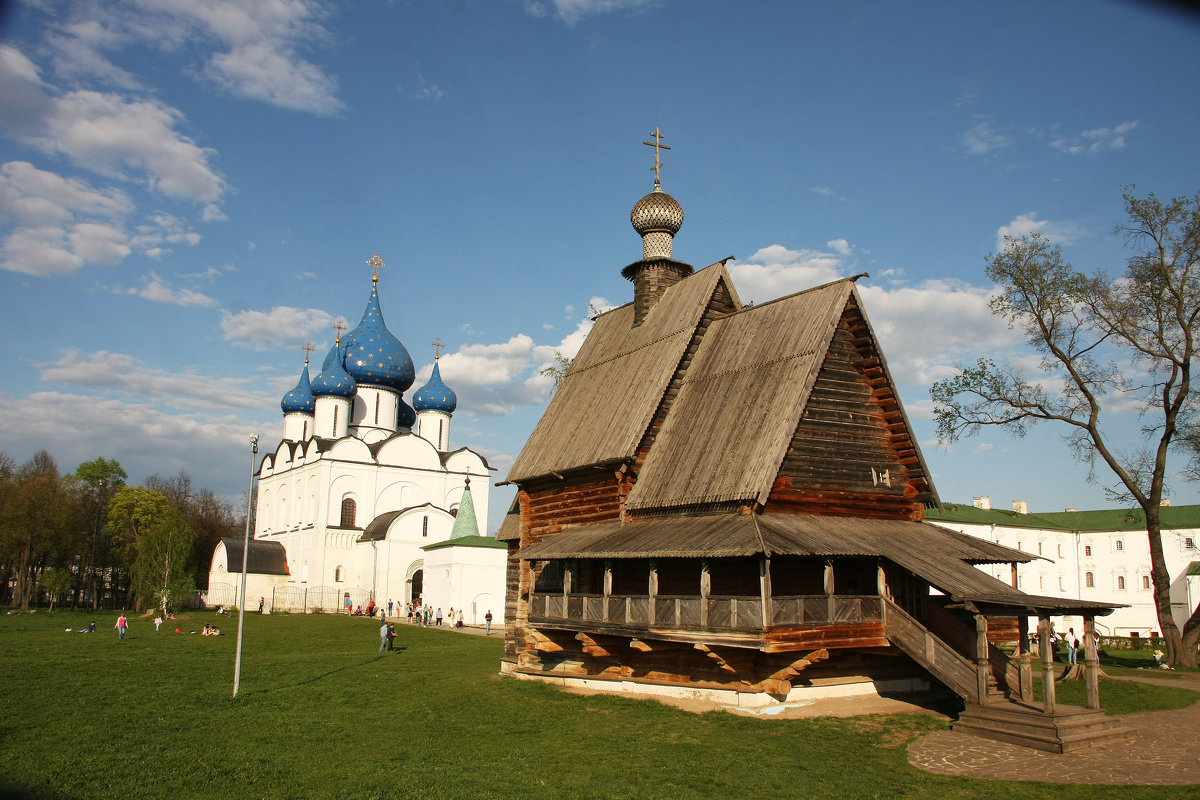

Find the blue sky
[[1, 0, 1199, 533]]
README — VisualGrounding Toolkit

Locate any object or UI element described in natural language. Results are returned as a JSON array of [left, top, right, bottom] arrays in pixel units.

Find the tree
[[1, 452, 71, 609], [129, 506, 195, 614], [930, 188, 1200, 667], [37, 567, 74, 611], [106, 486, 172, 603], [539, 350, 572, 392], [66, 457, 127, 609]]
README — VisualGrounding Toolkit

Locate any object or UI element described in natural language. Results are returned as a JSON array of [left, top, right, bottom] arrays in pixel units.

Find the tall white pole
[[233, 434, 259, 699]]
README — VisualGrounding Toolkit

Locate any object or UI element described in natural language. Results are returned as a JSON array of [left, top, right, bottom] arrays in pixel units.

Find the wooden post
[[1010, 561, 1019, 588], [1038, 615, 1056, 714], [700, 561, 711, 628], [761, 556, 773, 630], [975, 613, 990, 705], [824, 560, 835, 622], [602, 560, 612, 623], [648, 559, 657, 624], [1084, 615, 1100, 710], [1018, 614, 1032, 701]]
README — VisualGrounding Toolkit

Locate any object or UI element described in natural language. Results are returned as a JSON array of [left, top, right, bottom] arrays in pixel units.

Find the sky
[[1, 0, 1199, 535]]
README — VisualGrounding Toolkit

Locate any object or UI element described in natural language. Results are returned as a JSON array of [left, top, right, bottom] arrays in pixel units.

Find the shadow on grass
[[251, 648, 409, 695]]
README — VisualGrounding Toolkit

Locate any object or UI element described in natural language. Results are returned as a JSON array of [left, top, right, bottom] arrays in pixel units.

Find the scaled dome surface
[[630, 187, 684, 236], [343, 284, 416, 392]]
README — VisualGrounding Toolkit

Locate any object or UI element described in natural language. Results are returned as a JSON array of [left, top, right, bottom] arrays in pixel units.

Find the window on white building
[[340, 498, 356, 528], [1117, 575, 1126, 590], [1038, 576, 1044, 589], [1142, 575, 1151, 590], [1058, 544, 1064, 558], [1037, 542, 1043, 556], [1115, 540, 1124, 551], [335, 566, 344, 582], [1085, 572, 1094, 588], [1186, 538, 1196, 549], [422, 516, 429, 537], [1058, 577, 1064, 591], [1084, 545, 1092, 557]]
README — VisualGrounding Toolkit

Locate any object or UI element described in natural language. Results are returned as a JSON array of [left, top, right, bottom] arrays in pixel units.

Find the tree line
[[0, 451, 242, 614]]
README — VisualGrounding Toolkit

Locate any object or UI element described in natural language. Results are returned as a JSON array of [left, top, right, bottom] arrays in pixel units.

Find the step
[[954, 702, 1133, 753]]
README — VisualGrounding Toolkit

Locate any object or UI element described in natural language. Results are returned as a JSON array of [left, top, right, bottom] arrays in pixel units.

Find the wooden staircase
[[955, 700, 1133, 753], [883, 598, 1131, 752]]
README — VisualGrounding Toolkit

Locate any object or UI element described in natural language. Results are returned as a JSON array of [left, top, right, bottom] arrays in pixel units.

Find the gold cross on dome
[[367, 252, 386, 283], [431, 336, 445, 360], [301, 341, 315, 365], [642, 127, 671, 187], [332, 319, 347, 344]]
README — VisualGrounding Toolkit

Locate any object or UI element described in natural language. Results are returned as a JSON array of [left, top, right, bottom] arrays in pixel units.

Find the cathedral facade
[[208, 259, 506, 624]]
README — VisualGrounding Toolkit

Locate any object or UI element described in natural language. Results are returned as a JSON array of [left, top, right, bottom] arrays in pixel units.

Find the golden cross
[[642, 127, 671, 187], [367, 252, 386, 283], [332, 319, 347, 344], [301, 341, 315, 365], [431, 336, 445, 360]]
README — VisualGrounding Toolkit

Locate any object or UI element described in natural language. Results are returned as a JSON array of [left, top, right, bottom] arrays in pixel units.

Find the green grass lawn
[[2, 610, 1197, 800]]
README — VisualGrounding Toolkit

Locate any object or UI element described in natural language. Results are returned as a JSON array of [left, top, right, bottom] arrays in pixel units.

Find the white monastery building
[[927, 496, 1200, 639], [208, 256, 507, 624]]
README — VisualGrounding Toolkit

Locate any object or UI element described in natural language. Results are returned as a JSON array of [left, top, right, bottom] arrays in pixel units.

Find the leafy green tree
[[931, 189, 1200, 667], [130, 506, 195, 614], [145, 470, 237, 588], [539, 350, 572, 392], [66, 457, 126, 609], [106, 486, 172, 601], [37, 567, 74, 611], [2, 452, 71, 609]]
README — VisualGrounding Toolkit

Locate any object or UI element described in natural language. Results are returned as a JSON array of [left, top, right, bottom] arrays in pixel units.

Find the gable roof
[[218, 537, 289, 575], [626, 279, 854, 511], [505, 262, 736, 484]]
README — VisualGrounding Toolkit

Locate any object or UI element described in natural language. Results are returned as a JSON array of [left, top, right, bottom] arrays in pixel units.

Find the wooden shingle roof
[[626, 280, 853, 510], [505, 263, 736, 484], [517, 513, 1117, 613]]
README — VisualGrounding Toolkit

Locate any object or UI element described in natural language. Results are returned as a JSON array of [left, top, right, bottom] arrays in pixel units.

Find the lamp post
[[232, 433, 259, 699]]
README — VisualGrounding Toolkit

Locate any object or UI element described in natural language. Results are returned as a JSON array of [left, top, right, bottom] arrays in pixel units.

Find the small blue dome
[[311, 341, 357, 399], [281, 364, 315, 415], [413, 361, 457, 413], [397, 397, 417, 429], [343, 284, 415, 392]]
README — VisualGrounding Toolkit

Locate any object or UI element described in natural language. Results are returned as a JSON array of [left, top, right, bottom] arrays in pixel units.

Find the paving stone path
[[907, 673, 1200, 785]]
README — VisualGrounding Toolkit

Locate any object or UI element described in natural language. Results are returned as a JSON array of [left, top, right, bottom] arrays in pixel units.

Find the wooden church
[[497, 132, 1124, 751]]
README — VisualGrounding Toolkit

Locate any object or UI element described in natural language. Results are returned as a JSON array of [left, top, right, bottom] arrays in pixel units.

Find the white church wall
[[421, 545, 506, 625], [375, 435, 443, 470]]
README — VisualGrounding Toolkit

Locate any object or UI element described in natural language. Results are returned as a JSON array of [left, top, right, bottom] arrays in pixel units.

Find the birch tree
[[930, 189, 1200, 667]]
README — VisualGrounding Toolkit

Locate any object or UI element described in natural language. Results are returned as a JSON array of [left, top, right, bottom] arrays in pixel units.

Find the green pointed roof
[[449, 478, 479, 539]]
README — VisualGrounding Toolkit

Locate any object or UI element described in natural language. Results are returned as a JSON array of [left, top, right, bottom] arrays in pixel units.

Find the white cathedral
[[207, 256, 507, 624]]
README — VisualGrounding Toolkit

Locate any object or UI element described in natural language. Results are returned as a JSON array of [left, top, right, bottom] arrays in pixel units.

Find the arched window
[[335, 566, 344, 582], [1085, 572, 1094, 588], [422, 515, 429, 537], [340, 498, 356, 528], [1084, 545, 1092, 557], [1142, 575, 1151, 590], [1115, 539, 1124, 551], [1117, 575, 1126, 590]]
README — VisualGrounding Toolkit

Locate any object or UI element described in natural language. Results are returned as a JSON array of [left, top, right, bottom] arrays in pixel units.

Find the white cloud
[[1050, 121, 1137, 155], [399, 73, 445, 102], [119, 271, 217, 307], [221, 306, 335, 350], [826, 238, 851, 256], [728, 244, 846, 302], [962, 120, 1011, 155], [526, 0, 654, 24], [995, 212, 1085, 249], [0, 160, 132, 226], [34, 350, 275, 410]]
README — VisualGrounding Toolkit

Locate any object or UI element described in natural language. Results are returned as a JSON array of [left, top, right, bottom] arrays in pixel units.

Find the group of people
[[403, 603, 464, 628], [201, 624, 223, 636], [379, 620, 397, 652]]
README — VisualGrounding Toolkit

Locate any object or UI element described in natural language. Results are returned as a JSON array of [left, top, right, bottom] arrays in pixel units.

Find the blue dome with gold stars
[[311, 341, 357, 399], [342, 282, 415, 392], [413, 360, 457, 414], [281, 364, 316, 414], [397, 397, 417, 429]]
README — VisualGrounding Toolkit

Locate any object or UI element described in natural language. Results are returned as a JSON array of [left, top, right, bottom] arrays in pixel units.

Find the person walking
[[379, 619, 389, 653], [115, 613, 128, 641], [387, 599, 394, 618], [386, 623, 395, 651], [485, 610, 493, 635], [436, 608, 443, 627]]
